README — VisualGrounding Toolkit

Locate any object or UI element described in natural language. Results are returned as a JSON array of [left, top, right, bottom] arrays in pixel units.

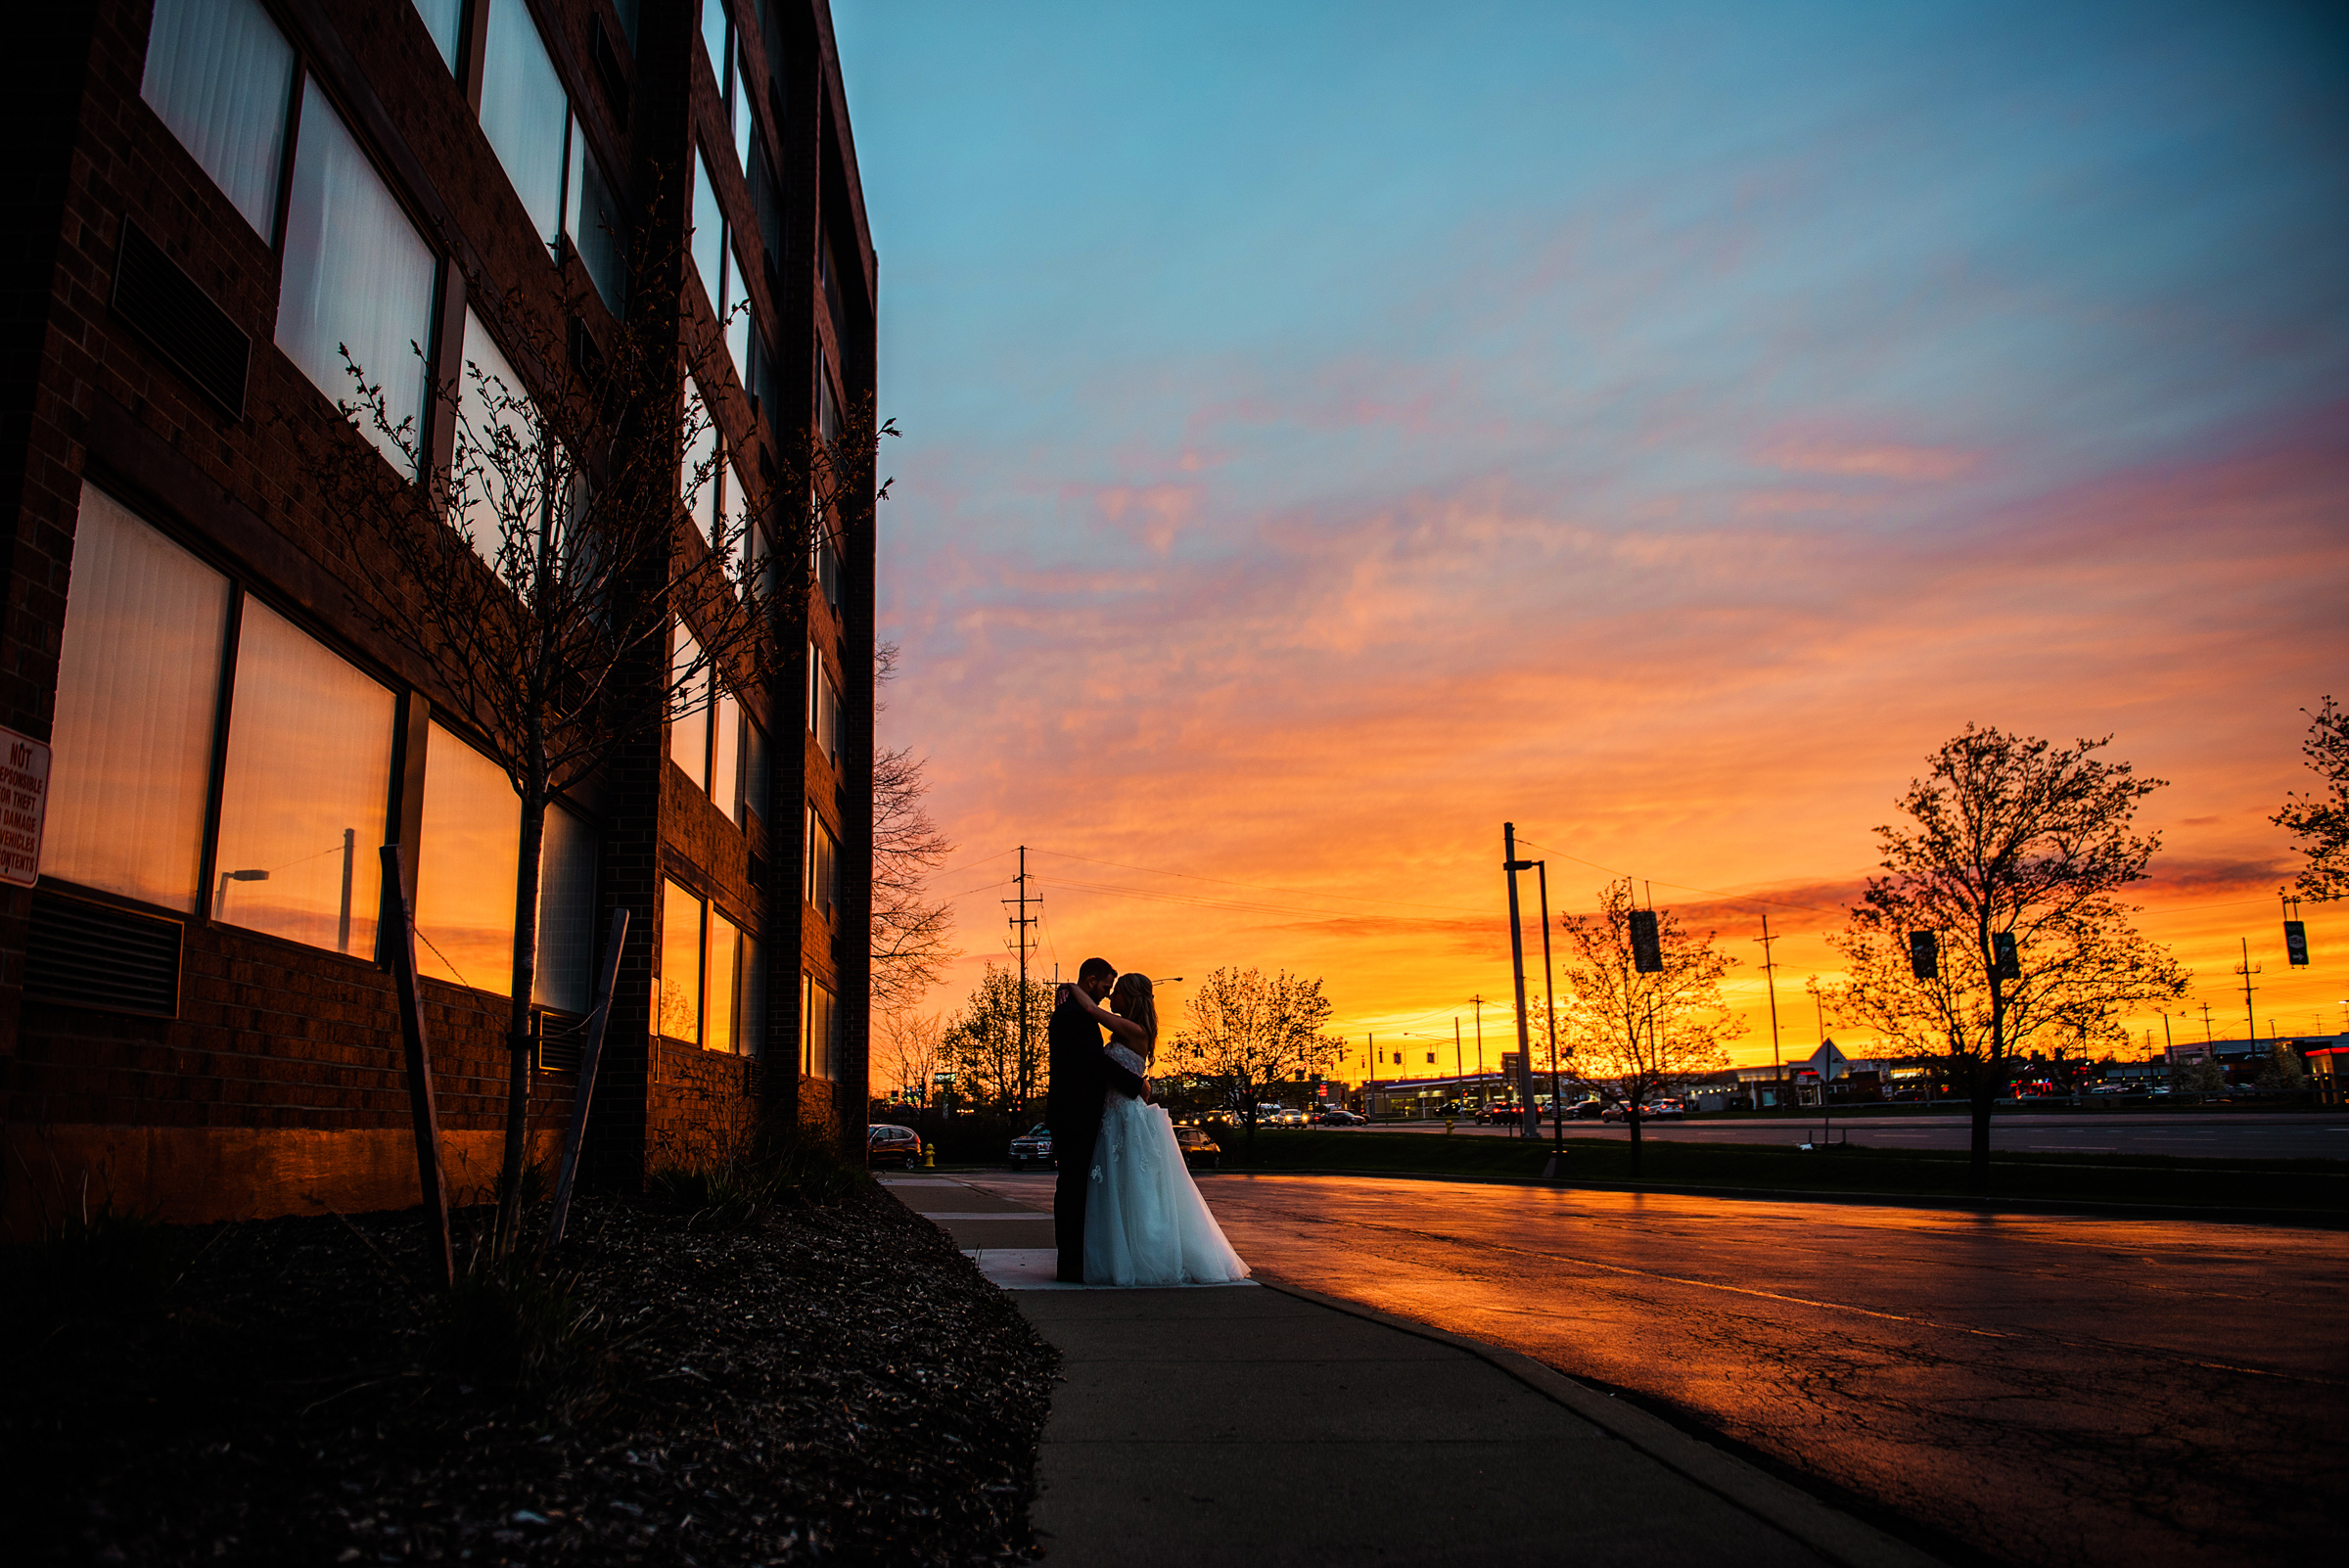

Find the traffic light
[[1991, 932, 2020, 981], [1908, 931, 1939, 981], [1628, 908, 1663, 973], [2283, 920, 2310, 967]]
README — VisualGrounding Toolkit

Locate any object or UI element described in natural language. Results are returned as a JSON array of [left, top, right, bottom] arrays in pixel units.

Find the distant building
[[0, 0, 877, 1228]]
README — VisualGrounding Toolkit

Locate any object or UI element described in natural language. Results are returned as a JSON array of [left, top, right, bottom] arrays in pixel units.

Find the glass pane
[[141, 0, 294, 238], [713, 685, 741, 820], [613, 0, 640, 51], [705, 910, 739, 1054], [660, 879, 702, 1042], [277, 86, 438, 474], [565, 116, 628, 316], [740, 931, 763, 1057], [481, 0, 569, 250], [732, 51, 752, 172], [454, 307, 531, 570], [213, 600, 393, 954], [803, 973, 835, 1080], [670, 624, 710, 787], [411, 0, 463, 70], [416, 722, 520, 995], [691, 150, 724, 308], [45, 484, 229, 911], [740, 714, 766, 824], [533, 803, 598, 1012], [680, 376, 721, 545], [701, 0, 729, 83], [722, 245, 751, 382]]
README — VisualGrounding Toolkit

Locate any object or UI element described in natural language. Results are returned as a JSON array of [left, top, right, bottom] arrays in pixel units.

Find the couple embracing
[[1046, 958, 1251, 1287]]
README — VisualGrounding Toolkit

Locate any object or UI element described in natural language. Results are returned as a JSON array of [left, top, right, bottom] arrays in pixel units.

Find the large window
[[211, 600, 395, 954], [44, 484, 230, 912], [808, 648, 841, 763], [679, 374, 723, 543], [669, 625, 751, 817], [689, 147, 756, 384], [661, 880, 758, 1052], [454, 308, 532, 562], [802, 972, 837, 1081], [141, 0, 296, 240], [565, 116, 628, 314], [805, 805, 839, 920], [669, 624, 711, 788], [414, 722, 598, 1005], [277, 85, 438, 474], [481, 0, 569, 247]]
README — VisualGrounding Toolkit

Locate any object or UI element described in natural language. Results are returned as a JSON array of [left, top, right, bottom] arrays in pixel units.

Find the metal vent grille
[[112, 221, 250, 419], [534, 1010, 586, 1075], [26, 887, 182, 1018]]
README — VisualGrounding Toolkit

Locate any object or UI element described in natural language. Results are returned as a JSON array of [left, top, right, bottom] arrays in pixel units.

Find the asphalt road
[[1368, 1111, 2349, 1160], [961, 1169, 2347, 1568]]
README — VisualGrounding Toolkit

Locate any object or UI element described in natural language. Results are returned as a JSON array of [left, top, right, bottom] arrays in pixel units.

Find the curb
[[1251, 1274, 1951, 1568], [1194, 1166, 2349, 1229]]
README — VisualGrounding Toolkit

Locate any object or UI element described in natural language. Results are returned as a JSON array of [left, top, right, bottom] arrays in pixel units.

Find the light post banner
[[0, 725, 52, 888]]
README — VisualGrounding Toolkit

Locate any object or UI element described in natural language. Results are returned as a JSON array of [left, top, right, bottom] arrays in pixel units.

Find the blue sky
[[831, 0, 2349, 1049]]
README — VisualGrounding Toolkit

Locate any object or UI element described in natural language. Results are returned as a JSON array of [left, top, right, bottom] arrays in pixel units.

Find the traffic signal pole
[[1503, 824, 1538, 1138]]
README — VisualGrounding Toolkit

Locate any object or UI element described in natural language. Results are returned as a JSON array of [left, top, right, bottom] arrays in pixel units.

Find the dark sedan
[[1174, 1128, 1221, 1169], [867, 1124, 923, 1170]]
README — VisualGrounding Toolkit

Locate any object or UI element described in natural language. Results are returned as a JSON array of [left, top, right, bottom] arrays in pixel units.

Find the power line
[[1032, 848, 1489, 915]]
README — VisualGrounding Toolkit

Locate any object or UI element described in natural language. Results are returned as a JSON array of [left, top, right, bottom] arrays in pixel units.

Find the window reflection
[[670, 624, 710, 788], [803, 972, 836, 1080], [705, 910, 740, 1054], [660, 878, 702, 1042], [278, 86, 438, 474], [741, 932, 764, 1057], [481, 0, 570, 250], [534, 805, 598, 1013], [455, 308, 532, 570], [713, 685, 741, 819], [741, 715, 767, 824], [565, 115, 628, 316], [141, 0, 295, 239], [416, 723, 520, 994], [410, 0, 462, 71], [213, 600, 394, 954], [45, 484, 229, 912], [691, 150, 724, 309], [680, 376, 720, 543]]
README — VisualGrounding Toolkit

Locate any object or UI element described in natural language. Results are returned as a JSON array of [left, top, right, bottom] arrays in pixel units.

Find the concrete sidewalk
[[883, 1173, 1943, 1568]]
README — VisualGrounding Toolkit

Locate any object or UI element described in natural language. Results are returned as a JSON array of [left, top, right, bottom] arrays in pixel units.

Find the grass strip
[[1212, 1130, 2349, 1212]]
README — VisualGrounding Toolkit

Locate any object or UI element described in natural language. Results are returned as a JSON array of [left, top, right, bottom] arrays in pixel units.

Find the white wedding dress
[[1084, 1045, 1251, 1286]]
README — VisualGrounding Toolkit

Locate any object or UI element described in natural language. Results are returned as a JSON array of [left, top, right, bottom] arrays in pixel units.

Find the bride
[[1060, 974, 1250, 1287]]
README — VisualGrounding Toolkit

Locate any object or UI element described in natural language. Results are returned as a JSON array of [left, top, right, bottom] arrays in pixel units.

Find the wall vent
[[26, 887, 183, 1018], [112, 221, 250, 419], [534, 1010, 586, 1075]]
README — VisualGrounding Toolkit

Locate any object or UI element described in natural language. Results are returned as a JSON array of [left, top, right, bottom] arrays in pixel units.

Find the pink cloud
[[1761, 438, 1979, 482]]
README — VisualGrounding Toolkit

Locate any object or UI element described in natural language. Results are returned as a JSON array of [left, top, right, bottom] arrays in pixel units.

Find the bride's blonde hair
[[1109, 973, 1158, 1058]]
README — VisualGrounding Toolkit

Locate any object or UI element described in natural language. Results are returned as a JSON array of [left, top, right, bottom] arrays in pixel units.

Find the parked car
[[867, 1124, 923, 1170], [1009, 1124, 1055, 1170], [1316, 1109, 1367, 1127], [1566, 1099, 1607, 1120], [1648, 1098, 1686, 1120], [1175, 1128, 1221, 1168]]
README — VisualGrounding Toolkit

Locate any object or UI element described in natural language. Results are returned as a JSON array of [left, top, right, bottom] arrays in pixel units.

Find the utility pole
[[1755, 912, 1784, 1112], [1502, 825, 1538, 1138], [1454, 1017, 1463, 1083], [1003, 846, 1040, 1117], [2237, 939, 2260, 1047]]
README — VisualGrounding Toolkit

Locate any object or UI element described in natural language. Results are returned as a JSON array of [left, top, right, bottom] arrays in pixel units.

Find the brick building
[[0, 0, 876, 1228]]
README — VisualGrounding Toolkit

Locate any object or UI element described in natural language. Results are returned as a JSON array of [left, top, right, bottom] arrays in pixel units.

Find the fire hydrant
[[1444, 1116, 1456, 1135], [922, 1142, 936, 1169]]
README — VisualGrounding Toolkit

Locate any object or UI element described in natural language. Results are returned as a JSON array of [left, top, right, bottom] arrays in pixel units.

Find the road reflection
[[1195, 1176, 2348, 1568]]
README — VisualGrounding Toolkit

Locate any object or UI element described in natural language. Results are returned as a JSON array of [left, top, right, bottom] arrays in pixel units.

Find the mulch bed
[[4, 1182, 1057, 1564]]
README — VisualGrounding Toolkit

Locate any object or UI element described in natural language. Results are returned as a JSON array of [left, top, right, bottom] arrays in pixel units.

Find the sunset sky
[[832, 0, 2349, 1077]]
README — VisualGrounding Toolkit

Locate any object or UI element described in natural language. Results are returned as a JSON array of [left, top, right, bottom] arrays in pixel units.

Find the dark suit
[[1046, 989, 1148, 1282]]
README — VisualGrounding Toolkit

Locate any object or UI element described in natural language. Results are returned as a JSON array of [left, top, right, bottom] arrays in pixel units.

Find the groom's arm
[[1101, 1051, 1148, 1101]]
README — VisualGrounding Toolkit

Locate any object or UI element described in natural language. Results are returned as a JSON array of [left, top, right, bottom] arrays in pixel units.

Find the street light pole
[[1502, 823, 1537, 1139]]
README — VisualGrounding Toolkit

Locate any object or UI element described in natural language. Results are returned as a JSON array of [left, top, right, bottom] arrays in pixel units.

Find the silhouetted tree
[[2274, 696, 2348, 902], [1166, 967, 1344, 1159], [944, 966, 1058, 1114], [1817, 726, 2188, 1186], [869, 642, 957, 1010], [1555, 879, 1741, 1174]]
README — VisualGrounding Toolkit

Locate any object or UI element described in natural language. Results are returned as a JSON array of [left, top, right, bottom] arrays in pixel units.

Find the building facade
[[0, 0, 875, 1229]]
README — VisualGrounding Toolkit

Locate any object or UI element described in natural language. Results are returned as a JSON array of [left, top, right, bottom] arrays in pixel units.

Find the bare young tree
[[299, 228, 893, 1253], [870, 642, 957, 1010], [874, 1007, 947, 1105], [1165, 967, 1345, 1160], [1815, 725, 2188, 1186], [943, 965, 1059, 1115], [1554, 879, 1741, 1174], [2274, 696, 2348, 902]]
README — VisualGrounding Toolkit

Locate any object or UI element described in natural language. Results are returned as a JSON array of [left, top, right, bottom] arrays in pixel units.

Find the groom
[[1048, 956, 1150, 1282]]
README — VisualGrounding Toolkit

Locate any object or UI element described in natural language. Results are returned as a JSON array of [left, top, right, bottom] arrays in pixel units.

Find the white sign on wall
[[0, 725, 51, 888]]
